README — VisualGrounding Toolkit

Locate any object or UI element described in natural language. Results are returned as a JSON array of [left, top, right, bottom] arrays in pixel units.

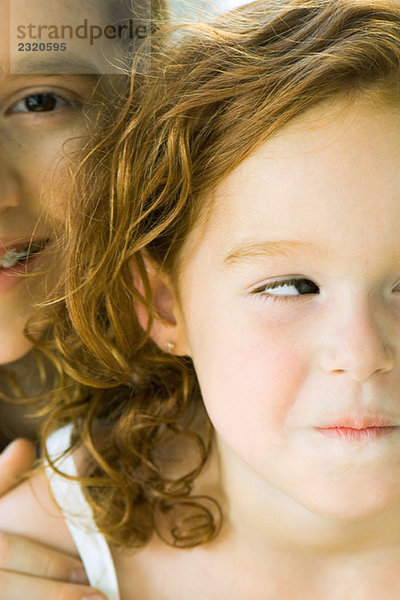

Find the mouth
[[314, 415, 400, 443], [313, 416, 400, 442], [314, 426, 400, 442], [0, 240, 49, 270]]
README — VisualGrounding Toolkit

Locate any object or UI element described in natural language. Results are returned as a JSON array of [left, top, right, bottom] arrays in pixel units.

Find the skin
[[3, 93, 400, 599]]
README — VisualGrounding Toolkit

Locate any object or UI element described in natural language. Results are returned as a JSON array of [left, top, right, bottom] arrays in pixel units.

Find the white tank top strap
[[45, 424, 121, 600]]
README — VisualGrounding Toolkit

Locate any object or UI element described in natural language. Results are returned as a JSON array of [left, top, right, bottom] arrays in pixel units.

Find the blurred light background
[[168, 0, 253, 20]]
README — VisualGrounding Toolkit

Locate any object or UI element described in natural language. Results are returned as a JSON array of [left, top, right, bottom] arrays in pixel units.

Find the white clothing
[[45, 424, 121, 600]]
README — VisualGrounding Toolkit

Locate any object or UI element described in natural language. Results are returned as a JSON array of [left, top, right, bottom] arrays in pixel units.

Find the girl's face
[[175, 95, 400, 520], [0, 2, 100, 364]]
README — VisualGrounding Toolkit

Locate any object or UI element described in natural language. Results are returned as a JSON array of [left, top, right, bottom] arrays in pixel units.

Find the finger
[[0, 439, 36, 495], [0, 531, 88, 584], [0, 569, 106, 600]]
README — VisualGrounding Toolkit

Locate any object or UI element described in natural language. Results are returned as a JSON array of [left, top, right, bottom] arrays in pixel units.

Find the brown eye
[[24, 93, 58, 112], [9, 92, 77, 115], [261, 278, 319, 296]]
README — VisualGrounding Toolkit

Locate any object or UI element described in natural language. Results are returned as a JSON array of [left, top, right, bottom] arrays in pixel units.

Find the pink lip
[[314, 426, 399, 442], [0, 237, 34, 252], [0, 255, 41, 293], [314, 416, 400, 442], [316, 416, 396, 429]]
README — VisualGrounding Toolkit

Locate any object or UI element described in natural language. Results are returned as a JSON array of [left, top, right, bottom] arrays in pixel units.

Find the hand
[[0, 532, 109, 599], [0, 439, 107, 599], [0, 438, 36, 495]]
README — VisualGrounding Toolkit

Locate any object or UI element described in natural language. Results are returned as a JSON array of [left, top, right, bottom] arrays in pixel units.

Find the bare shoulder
[[0, 467, 77, 555]]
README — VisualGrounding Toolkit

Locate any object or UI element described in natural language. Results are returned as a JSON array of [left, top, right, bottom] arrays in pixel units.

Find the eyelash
[[251, 277, 320, 303], [7, 91, 80, 115]]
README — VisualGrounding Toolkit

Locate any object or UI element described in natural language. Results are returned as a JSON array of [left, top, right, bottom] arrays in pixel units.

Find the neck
[[0, 351, 45, 443]]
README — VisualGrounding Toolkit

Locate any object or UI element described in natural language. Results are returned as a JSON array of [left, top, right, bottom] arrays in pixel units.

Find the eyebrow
[[9, 54, 101, 75], [222, 240, 325, 268]]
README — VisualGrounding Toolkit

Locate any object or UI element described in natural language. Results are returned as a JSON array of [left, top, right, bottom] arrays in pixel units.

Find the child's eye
[[8, 92, 79, 115], [251, 277, 319, 302]]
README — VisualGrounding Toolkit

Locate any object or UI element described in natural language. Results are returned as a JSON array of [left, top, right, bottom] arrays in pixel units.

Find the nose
[[319, 295, 395, 382], [0, 154, 21, 212]]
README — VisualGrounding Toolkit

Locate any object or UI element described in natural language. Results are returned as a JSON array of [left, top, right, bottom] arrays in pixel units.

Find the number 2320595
[[18, 42, 67, 51]]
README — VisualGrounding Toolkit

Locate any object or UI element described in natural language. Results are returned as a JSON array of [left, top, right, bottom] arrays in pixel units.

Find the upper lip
[[315, 417, 398, 429], [0, 237, 48, 253]]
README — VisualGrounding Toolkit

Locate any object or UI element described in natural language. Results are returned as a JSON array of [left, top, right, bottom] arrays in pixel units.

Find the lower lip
[[0, 253, 42, 293], [315, 426, 400, 442]]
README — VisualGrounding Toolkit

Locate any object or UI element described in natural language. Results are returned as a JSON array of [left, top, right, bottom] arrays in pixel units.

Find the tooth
[[0, 249, 28, 268], [0, 240, 48, 269], [1, 252, 21, 268]]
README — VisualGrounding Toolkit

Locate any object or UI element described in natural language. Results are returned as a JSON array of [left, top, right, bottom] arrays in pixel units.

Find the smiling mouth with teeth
[[0, 241, 49, 269]]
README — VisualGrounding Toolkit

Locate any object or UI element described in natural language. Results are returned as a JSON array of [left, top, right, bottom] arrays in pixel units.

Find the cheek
[[185, 296, 312, 444], [39, 165, 73, 220], [14, 126, 86, 220]]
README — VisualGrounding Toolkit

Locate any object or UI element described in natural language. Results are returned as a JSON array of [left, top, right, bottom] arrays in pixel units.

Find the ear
[[129, 254, 191, 357]]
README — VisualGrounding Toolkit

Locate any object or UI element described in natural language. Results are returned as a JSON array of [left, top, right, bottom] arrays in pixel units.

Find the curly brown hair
[[42, 0, 400, 549]]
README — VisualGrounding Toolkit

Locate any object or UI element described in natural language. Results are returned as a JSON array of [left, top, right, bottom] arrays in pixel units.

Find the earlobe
[[129, 254, 191, 356]]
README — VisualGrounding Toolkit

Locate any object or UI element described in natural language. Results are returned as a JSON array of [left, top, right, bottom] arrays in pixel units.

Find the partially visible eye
[[8, 92, 78, 114], [251, 277, 319, 302]]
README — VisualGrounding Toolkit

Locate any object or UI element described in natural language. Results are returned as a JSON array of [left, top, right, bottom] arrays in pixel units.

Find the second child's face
[[0, 2, 102, 364], [176, 95, 400, 521]]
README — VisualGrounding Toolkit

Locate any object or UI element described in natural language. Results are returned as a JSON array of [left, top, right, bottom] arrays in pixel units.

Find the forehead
[[0, 1, 107, 47], [179, 94, 400, 273], [2, 0, 127, 75]]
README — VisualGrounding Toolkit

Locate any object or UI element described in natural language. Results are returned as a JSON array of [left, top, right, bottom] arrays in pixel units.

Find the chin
[[299, 482, 400, 522], [0, 335, 33, 367]]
